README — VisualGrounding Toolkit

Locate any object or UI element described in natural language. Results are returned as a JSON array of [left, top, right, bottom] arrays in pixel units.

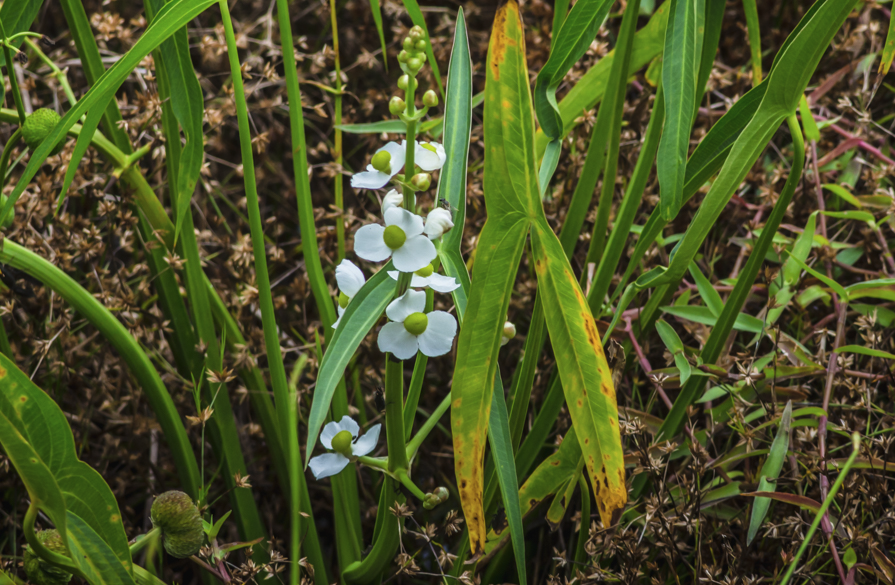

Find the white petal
[[336, 260, 366, 297], [351, 170, 392, 190], [354, 224, 392, 263], [420, 273, 461, 293], [378, 322, 420, 359], [417, 311, 457, 357], [351, 424, 381, 457], [309, 453, 350, 479], [391, 235, 436, 272], [334, 415, 360, 438], [333, 305, 345, 329], [415, 141, 446, 171], [383, 207, 425, 238], [382, 189, 404, 214], [386, 289, 427, 322], [320, 420, 342, 449], [380, 141, 406, 176]]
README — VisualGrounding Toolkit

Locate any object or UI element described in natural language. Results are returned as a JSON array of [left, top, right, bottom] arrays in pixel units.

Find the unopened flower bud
[[433, 486, 449, 502], [501, 321, 516, 346], [410, 173, 431, 191], [424, 207, 454, 240], [397, 50, 409, 63], [24, 530, 72, 585], [371, 150, 392, 174], [414, 39, 427, 51], [422, 90, 438, 108], [409, 25, 425, 41], [389, 96, 406, 115], [382, 189, 415, 213], [403, 37, 415, 52], [406, 57, 423, 72], [397, 75, 410, 90], [151, 491, 205, 559]]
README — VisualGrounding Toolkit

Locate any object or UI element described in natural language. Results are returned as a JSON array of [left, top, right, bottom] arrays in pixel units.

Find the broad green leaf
[[636, 0, 856, 288], [304, 264, 395, 463], [658, 0, 704, 220], [688, 263, 723, 316], [661, 305, 766, 333], [0, 0, 219, 226], [534, 4, 669, 157], [534, 0, 613, 140], [655, 319, 691, 385], [0, 354, 135, 583], [747, 401, 793, 544], [834, 345, 895, 360], [67, 511, 137, 585], [531, 221, 627, 527]]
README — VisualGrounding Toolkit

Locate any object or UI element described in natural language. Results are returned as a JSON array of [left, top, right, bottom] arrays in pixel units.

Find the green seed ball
[[23, 530, 72, 585], [403, 312, 428, 336], [331, 429, 354, 454], [151, 490, 205, 558], [22, 109, 65, 156]]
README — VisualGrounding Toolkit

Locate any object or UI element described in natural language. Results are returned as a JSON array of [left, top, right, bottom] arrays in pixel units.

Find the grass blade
[[747, 401, 794, 544]]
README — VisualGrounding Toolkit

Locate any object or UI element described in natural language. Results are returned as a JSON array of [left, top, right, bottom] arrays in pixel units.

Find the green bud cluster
[[22, 108, 65, 156], [397, 25, 428, 75], [150, 490, 205, 558], [422, 486, 450, 510], [23, 529, 72, 585]]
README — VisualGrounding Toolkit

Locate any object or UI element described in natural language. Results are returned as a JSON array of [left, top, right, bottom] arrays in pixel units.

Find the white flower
[[378, 290, 457, 360], [354, 207, 436, 272], [333, 260, 366, 329], [351, 142, 405, 190], [424, 208, 454, 240], [382, 189, 416, 214], [387, 264, 460, 293], [415, 142, 446, 171], [309, 416, 381, 479], [501, 321, 516, 346]]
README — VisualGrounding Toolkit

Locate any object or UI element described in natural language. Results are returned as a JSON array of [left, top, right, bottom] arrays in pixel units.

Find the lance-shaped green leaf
[[747, 401, 793, 544], [834, 345, 895, 360], [636, 0, 856, 289], [0, 354, 136, 583], [880, 7, 895, 74], [530, 222, 627, 526], [305, 264, 395, 463], [655, 319, 692, 385], [658, 0, 704, 220], [533, 0, 614, 140]]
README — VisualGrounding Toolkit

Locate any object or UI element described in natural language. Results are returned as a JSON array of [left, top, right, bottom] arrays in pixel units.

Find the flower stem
[[329, 0, 345, 261], [395, 469, 426, 500], [128, 526, 161, 555], [0, 127, 22, 185], [384, 356, 409, 473], [0, 17, 26, 124], [22, 37, 79, 110], [405, 390, 451, 462]]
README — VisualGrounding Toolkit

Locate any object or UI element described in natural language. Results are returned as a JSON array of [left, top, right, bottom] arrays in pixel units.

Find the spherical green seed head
[[331, 429, 354, 455], [410, 173, 430, 191], [338, 291, 351, 309], [371, 150, 392, 174], [415, 263, 434, 278], [22, 109, 64, 156], [151, 490, 205, 558], [23, 530, 72, 585], [382, 225, 406, 250], [389, 96, 406, 115], [403, 312, 428, 336], [422, 90, 438, 108], [397, 75, 410, 90]]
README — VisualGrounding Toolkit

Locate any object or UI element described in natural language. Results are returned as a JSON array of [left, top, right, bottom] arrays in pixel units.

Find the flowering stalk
[[384, 356, 409, 473]]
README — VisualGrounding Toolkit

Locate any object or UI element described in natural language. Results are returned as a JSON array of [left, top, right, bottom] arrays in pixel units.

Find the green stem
[[23, 504, 78, 574], [742, 0, 763, 84], [0, 127, 22, 184], [778, 433, 860, 585], [406, 391, 450, 461], [385, 356, 409, 472], [329, 0, 345, 261], [2, 239, 201, 497], [128, 527, 161, 555], [395, 469, 426, 500], [0, 17, 25, 124], [22, 37, 79, 109], [403, 289, 433, 440]]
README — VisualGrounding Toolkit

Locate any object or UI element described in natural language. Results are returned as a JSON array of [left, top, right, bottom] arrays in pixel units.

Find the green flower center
[[415, 264, 434, 278], [383, 225, 406, 249], [404, 312, 428, 336], [331, 430, 354, 455], [371, 150, 392, 174], [338, 291, 351, 309]]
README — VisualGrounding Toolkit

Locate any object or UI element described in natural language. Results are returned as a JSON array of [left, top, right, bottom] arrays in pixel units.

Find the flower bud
[[414, 39, 427, 51], [406, 57, 423, 72], [382, 189, 415, 213], [23, 530, 72, 585], [433, 486, 449, 502], [397, 50, 409, 63], [151, 491, 205, 558], [410, 173, 431, 191], [424, 207, 454, 240], [501, 321, 516, 346], [402, 37, 415, 52], [389, 96, 406, 115], [371, 150, 392, 174], [409, 25, 425, 41], [397, 75, 410, 90], [22, 108, 65, 156], [422, 90, 438, 108]]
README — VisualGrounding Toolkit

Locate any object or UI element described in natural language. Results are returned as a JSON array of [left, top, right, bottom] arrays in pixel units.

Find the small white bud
[[382, 189, 415, 214], [424, 207, 454, 240], [501, 321, 516, 346]]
